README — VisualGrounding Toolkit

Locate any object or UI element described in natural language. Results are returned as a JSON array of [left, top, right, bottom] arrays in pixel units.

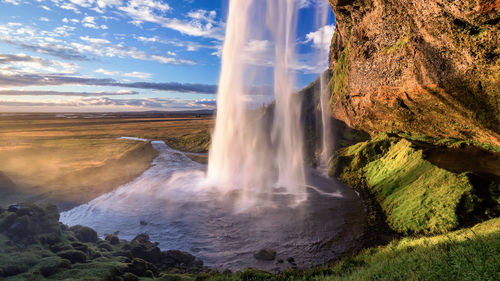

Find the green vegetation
[[328, 43, 350, 107], [0, 203, 206, 280], [165, 129, 211, 153], [0, 114, 212, 208], [381, 36, 409, 54], [201, 217, 500, 281], [364, 139, 474, 234], [329, 132, 499, 234]]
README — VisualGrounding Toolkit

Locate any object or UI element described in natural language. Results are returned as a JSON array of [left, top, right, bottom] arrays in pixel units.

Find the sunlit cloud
[[0, 73, 217, 94], [0, 89, 138, 96]]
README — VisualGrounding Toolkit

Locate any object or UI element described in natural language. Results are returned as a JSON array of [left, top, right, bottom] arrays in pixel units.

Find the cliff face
[[327, 0, 499, 146]]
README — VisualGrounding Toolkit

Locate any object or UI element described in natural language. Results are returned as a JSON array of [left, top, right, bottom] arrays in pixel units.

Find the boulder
[[127, 258, 157, 277], [70, 225, 98, 243], [36, 256, 71, 277], [57, 250, 88, 263], [105, 234, 120, 245], [161, 250, 196, 267], [122, 272, 139, 281], [253, 248, 276, 261], [71, 241, 89, 253], [129, 234, 162, 263]]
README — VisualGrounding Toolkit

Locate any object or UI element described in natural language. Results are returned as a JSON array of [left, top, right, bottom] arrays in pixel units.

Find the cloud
[[0, 23, 195, 65], [0, 53, 78, 74], [124, 71, 151, 79], [0, 89, 138, 96], [39, 17, 50, 22], [0, 73, 217, 94], [304, 24, 335, 50], [2, 0, 20, 5], [118, 2, 224, 40], [95, 68, 120, 76], [59, 2, 81, 13], [80, 36, 110, 44], [82, 16, 108, 29], [135, 35, 219, 53], [1, 38, 89, 60], [95, 68, 152, 79], [0, 97, 217, 111]]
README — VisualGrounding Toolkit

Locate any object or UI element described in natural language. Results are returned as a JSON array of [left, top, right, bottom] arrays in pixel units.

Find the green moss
[[49, 260, 127, 280], [364, 139, 474, 234], [381, 36, 409, 54], [328, 133, 492, 234], [328, 43, 350, 108]]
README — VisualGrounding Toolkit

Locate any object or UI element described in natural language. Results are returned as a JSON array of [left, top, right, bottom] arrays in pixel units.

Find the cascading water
[[315, 0, 335, 169], [207, 0, 306, 204]]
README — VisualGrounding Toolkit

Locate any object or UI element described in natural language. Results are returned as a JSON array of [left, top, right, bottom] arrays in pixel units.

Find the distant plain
[[0, 112, 213, 210]]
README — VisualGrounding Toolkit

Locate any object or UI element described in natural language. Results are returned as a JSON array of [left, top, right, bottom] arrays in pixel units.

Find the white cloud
[[80, 36, 110, 44], [135, 35, 219, 53], [62, 18, 69, 23], [0, 97, 216, 111], [59, 3, 81, 13], [304, 24, 335, 50], [95, 68, 152, 79], [124, 71, 151, 79], [3, 0, 20, 5], [118, 2, 224, 40], [39, 17, 50, 22], [95, 68, 120, 76], [41, 5, 51, 10], [0, 53, 78, 75], [0, 22, 195, 64]]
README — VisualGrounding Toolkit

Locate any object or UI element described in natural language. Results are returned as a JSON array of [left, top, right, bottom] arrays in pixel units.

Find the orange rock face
[[327, 0, 499, 145]]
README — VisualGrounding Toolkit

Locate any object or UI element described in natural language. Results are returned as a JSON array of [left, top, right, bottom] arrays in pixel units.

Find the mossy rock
[[329, 133, 489, 234], [34, 256, 71, 277], [57, 249, 88, 263], [70, 225, 98, 243]]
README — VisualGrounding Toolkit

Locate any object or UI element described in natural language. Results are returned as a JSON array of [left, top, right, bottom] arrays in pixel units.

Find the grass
[[0, 114, 213, 209]]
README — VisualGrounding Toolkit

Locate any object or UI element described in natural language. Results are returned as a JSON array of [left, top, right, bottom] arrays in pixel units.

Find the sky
[[0, 0, 334, 112]]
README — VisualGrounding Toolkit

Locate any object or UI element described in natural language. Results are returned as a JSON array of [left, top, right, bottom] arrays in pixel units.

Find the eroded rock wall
[[327, 0, 499, 145]]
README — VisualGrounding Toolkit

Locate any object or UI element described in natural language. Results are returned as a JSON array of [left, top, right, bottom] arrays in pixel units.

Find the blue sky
[[0, 0, 334, 112]]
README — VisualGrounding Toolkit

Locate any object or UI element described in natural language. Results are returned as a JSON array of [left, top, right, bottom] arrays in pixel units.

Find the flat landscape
[[0, 112, 213, 210]]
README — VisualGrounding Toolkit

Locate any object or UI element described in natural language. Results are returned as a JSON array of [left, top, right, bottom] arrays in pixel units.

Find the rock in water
[[253, 248, 276, 261]]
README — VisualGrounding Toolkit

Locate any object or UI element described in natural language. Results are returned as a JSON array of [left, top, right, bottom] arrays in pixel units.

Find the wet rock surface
[[253, 248, 277, 261]]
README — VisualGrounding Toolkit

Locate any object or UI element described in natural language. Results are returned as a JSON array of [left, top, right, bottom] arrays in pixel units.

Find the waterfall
[[207, 0, 306, 204], [315, 0, 334, 169]]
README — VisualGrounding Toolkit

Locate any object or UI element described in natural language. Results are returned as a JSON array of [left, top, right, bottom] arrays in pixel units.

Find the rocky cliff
[[327, 0, 499, 146]]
